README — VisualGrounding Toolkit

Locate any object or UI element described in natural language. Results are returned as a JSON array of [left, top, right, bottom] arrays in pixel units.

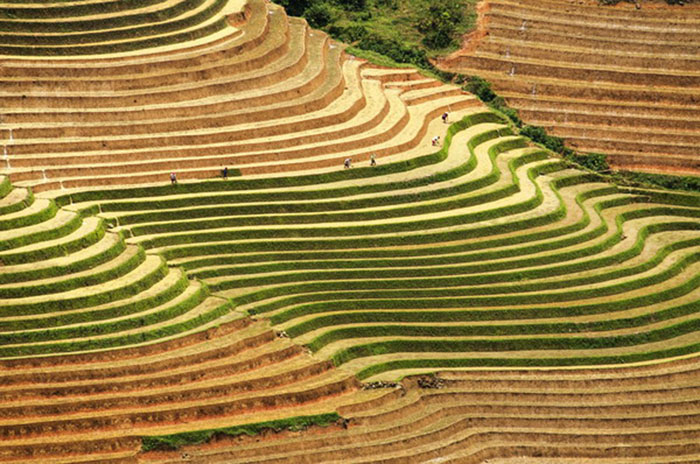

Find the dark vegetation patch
[[141, 413, 342, 451]]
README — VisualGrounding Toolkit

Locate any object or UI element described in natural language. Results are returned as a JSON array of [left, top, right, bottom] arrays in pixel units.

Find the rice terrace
[[0, 0, 698, 461]]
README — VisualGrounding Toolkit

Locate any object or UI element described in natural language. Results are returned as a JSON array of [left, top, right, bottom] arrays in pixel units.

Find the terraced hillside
[[438, 0, 700, 175], [0, 0, 699, 463], [142, 359, 700, 463], [1, 0, 474, 192]]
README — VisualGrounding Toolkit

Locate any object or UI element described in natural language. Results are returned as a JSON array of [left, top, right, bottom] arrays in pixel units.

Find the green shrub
[[336, 0, 366, 11], [615, 171, 700, 193], [357, 33, 430, 68], [415, 0, 468, 49], [304, 1, 336, 27], [566, 152, 609, 173], [464, 75, 496, 102], [328, 23, 368, 42], [355, 341, 700, 379]]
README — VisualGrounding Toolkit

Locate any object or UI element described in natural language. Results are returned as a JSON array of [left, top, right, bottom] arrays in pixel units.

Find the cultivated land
[[438, 0, 700, 176], [0, 0, 698, 462]]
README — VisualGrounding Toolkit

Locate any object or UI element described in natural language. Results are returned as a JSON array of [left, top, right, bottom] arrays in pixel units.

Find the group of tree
[[274, 0, 472, 59]]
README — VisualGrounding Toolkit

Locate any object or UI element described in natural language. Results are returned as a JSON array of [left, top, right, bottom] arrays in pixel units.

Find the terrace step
[[0, 0, 697, 461], [0, 0, 244, 57], [438, 0, 700, 175], [0, 186, 32, 215]]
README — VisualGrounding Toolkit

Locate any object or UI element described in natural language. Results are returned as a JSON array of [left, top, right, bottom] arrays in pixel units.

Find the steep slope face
[[438, 0, 700, 176]]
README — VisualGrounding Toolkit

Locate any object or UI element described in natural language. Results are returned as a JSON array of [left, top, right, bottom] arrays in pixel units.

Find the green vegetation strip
[[57, 113, 501, 208], [0, 280, 207, 345], [188, 206, 638, 279], [0, 228, 122, 285], [0, 298, 233, 357], [0, 268, 190, 332], [0, 190, 32, 217], [209, 212, 699, 295], [131, 142, 541, 236], [355, 342, 700, 380], [179, 183, 617, 271], [0, 256, 169, 317], [334, 318, 700, 368], [0, 176, 11, 199], [119, 135, 523, 227], [0, 244, 144, 299], [306, 298, 700, 353], [139, 159, 566, 250], [0, 216, 103, 266], [0, 212, 81, 257], [268, 253, 700, 327], [141, 413, 341, 451], [0, 200, 56, 231]]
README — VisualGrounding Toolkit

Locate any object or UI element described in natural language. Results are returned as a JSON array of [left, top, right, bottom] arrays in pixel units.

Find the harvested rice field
[[0, 0, 698, 462]]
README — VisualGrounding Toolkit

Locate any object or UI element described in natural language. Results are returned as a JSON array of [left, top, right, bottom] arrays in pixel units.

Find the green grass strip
[[0, 176, 11, 199], [0, 200, 56, 231], [221, 216, 698, 307], [0, 227, 121, 285], [114, 123, 513, 224], [133, 141, 540, 236], [306, 298, 700, 352], [0, 211, 82, 257], [122, 144, 524, 230], [0, 297, 233, 357], [0, 189, 32, 216], [0, 268, 190, 332], [0, 242, 143, 299], [354, 342, 700, 379], [333, 317, 700, 368], [0, 279, 206, 345], [0, 255, 169, 317], [179, 183, 617, 271], [270, 250, 700, 326], [141, 413, 342, 451], [140, 158, 565, 250]]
